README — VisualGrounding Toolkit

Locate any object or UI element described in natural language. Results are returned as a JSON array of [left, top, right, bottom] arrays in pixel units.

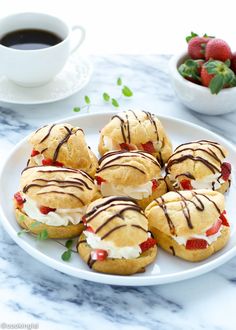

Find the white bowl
[[169, 52, 236, 115]]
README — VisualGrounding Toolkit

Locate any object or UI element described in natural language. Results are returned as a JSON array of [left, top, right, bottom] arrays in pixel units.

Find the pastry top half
[[20, 165, 99, 209], [97, 150, 162, 186], [28, 123, 98, 176], [145, 189, 225, 237], [99, 109, 172, 165], [166, 140, 231, 190]]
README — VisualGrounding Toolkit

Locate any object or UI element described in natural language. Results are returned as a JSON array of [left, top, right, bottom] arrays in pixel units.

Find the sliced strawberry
[[206, 218, 222, 236], [141, 141, 155, 153], [14, 192, 25, 205], [120, 143, 131, 151], [221, 162, 231, 181], [86, 226, 94, 233], [31, 149, 40, 157], [42, 158, 53, 166], [139, 237, 156, 252], [180, 179, 193, 190], [186, 238, 208, 250], [82, 215, 87, 225], [91, 249, 108, 261], [53, 160, 64, 167], [219, 212, 230, 227], [95, 176, 106, 185], [39, 206, 56, 214], [152, 179, 158, 191]]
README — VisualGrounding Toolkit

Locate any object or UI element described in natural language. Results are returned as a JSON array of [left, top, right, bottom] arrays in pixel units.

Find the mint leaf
[[111, 98, 119, 107], [65, 239, 73, 249], [84, 96, 91, 104], [122, 86, 133, 97], [61, 249, 72, 261], [73, 107, 81, 112], [209, 75, 224, 94], [37, 229, 48, 240], [103, 92, 110, 102], [117, 77, 122, 86]]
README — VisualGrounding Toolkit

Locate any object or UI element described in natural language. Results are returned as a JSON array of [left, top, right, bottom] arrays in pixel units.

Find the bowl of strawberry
[[169, 32, 236, 115]]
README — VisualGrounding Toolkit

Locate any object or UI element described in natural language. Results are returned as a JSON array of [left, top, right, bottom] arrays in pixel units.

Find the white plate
[[0, 112, 236, 286], [0, 55, 92, 105]]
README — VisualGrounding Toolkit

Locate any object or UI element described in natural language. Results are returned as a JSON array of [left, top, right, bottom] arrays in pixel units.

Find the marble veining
[[0, 55, 236, 330]]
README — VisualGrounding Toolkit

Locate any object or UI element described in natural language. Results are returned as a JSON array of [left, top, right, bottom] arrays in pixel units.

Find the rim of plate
[[0, 57, 93, 105], [0, 111, 236, 286]]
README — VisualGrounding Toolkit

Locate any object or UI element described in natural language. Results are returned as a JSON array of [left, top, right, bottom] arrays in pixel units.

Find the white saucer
[[0, 54, 92, 105]]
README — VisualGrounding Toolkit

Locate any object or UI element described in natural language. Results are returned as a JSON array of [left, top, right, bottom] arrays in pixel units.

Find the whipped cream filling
[[100, 180, 155, 200], [172, 225, 223, 246], [84, 230, 142, 259], [32, 153, 44, 165], [22, 194, 85, 226]]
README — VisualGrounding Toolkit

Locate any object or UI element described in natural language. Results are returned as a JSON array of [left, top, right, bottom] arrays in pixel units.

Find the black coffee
[[0, 29, 62, 50]]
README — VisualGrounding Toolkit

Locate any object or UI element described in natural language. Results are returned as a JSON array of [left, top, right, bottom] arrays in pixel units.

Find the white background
[[1, 0, 236, 55]]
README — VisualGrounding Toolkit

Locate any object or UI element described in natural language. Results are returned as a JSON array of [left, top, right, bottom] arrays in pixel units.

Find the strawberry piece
[[186, 238, 208, 250], [139, 237, 156, 252], [188, 36, 211, 59], [82, 216, 87, 225], [31, 149, 40, 157], [86, 226, 94, 233], [205, 38, 232, 62], [152, 179, 158, 191], [120, 143, 131, 151], [219, 212, 230, 227], [221, 162, 231, 181], [53, 160, 64, 167], [206, 218, 222, 236], [91, 249, 108, 261], [14, 192, 25, 205], [95, 176, 106, 185], [39, 206, 56, 214], [42, 158, 53, 166], [141, 141, 155, 153], [180, 179, 193, 190]]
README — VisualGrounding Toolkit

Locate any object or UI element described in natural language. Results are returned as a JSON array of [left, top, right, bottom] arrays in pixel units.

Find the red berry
[[39, 206, 56, 214], [139, 237, 156, 252], [120, 143, 131, 151], [188, 36, 210, 59], [152, 179, 158, 191], [219, 212, 230, 227], [230, 52, 236, 74], [141, 141, 155, 153], [91, 249, 108, 261], [86, 226, 94, 233], [95, 176, 106, 185], [14, 192, 25, 205], [53, 160, 64, 167], [82, 216, 87, 225], [206, 218, 222, 236], [31, 149, 40, 157], [221, 162, 231, 181], [180, 179, 193, 190], [186, 238, 208, 250], [42, 158, 53, 166], [205, 39, 232, 62]]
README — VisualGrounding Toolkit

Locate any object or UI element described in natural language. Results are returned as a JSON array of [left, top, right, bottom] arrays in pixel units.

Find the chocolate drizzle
[[157, 196, 176, 235], [170, 246, 175, 256], [39, 124, 56, 143], [87, 255, 96, 268], [36, 191, 85, 205]]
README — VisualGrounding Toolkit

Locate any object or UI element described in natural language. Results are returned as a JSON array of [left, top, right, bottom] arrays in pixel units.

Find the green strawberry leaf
[[186, 32, 198, 43], [224, 59, 231, 67], [209, 75, 224, 94]]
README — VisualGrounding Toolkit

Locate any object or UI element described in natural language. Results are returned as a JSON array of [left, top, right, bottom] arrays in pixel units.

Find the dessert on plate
[[166, 140, 231, 193], [145, 189, 230, 261], [98, 109, 172, 166], [95, 150, 167, 209], [14, 166, 100, 239], [27, 123, 98, 176], [77, 196, 157, 275]]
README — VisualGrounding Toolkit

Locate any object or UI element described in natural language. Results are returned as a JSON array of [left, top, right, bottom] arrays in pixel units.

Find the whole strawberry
[[201, 60, 236, 94], [230, 52, 236, 74], [188, 36, 211, 59], [205, 38, 232, 62]]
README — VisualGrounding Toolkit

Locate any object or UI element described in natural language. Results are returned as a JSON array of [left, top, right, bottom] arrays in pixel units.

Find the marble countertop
[[1, 55, 236, 330]]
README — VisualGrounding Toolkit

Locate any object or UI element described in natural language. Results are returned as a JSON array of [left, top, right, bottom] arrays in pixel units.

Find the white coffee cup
[[0, 12, 86, 87]]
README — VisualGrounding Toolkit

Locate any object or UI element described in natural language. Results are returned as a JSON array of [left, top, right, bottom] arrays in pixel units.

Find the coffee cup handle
[[70, 25, 86, 53]]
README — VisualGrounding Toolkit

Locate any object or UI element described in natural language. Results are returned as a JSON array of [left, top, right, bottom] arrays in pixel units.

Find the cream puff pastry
[[166, 140, 231, 193], [145, 189, 230, 261], [28, 123, 98, 177], [14, 166, 100, 239], [77, 196, 157, 275], [95, 150, 167, 209], [98, 109, 172, 166]]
